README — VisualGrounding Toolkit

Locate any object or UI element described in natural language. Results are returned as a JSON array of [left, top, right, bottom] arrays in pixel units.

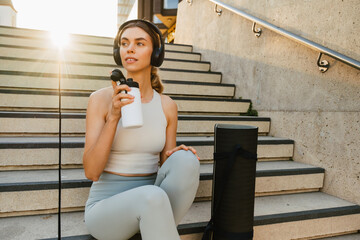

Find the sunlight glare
[[50, 30, 70, 49]]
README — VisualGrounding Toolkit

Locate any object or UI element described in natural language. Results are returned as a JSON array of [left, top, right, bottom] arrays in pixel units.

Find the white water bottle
[[120, 78, 143, 128]]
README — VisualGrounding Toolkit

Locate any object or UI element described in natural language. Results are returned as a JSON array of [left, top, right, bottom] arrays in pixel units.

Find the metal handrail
[[204, 0, 360, 72]]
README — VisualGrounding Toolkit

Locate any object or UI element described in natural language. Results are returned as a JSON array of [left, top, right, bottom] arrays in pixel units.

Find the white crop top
[[104, 89, 167, 174]]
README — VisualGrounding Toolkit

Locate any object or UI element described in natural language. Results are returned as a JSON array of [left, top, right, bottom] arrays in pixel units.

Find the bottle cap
[[126, 78, 139, 88], [110, 69, 126, 84]]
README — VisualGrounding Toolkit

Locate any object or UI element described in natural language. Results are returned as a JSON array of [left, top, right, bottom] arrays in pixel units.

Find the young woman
[[83, 19, 200, 240]]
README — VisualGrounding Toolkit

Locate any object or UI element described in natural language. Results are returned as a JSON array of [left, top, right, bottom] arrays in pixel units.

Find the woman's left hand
[[165, 144, 200, 161]]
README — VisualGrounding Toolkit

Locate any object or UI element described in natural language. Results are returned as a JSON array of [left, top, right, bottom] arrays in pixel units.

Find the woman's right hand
[[109, 81, 134, 120]]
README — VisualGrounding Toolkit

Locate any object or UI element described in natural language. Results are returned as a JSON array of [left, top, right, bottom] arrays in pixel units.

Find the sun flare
[[50, 29, 70, 49]]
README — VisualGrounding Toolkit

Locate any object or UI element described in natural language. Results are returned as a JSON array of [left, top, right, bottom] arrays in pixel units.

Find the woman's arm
[[83, 83, 133, 181], [159, 95, 178, 166], [159, 95, 199, 166]]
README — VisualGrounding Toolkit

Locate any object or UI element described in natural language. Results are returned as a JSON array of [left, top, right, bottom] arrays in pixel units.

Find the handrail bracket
[[252, 22, 262, 37], [208, 0, 360, 71], [317, 53, 330, 73], [215, 4, 222, 16]]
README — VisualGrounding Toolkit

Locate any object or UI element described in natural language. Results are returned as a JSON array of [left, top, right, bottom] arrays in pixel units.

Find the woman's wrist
[[107, 113, 121, 123]]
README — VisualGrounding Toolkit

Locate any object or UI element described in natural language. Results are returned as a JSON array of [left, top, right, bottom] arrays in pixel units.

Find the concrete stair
[[0, 136, 294, 170], [0, 25, 359, 239], [0, 95, 249, 114], [0, 161, 325, 217], [318, 233, 360, 240], [0, 192, 359, 240], [0, 112, 270, 136]]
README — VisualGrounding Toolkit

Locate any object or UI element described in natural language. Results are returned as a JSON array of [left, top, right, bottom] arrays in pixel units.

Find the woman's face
[[119, 27, 153, 73]]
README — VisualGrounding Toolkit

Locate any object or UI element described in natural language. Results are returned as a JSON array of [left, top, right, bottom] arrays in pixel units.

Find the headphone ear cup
[[151, 49, 160, 67], [150, 36, 165, 67], [113, 47, 122, 66], [113, 33, 123, 66]]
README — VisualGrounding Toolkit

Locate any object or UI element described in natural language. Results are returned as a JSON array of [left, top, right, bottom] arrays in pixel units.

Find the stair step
[[0, 136, 293, 170], [181, 192, 360, 240], [318, 233, 360, 239], [0, 70, 221, 87], [164, 43, 193, 53], [0, 44, 201, 62], [0, 112, 269, 137], [163, 80, 235, 98], [160, 68, 222, 83], [0, 89, 246, 113], [0, 192, 359, 240], [165, 50, 201, 61], [0, 72, 234, 97], [0, 56, 213, 78], [0, 68, 221, 86], [0, 26, 193, 53], [0, 162, 324, 217]]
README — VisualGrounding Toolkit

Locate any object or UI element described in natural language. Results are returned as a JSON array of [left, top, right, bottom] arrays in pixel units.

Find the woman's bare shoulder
[[89, 87, 112, 103], [87, 87, 113, 114], [160, 94, 178, 120], [160, 94, 177, 110]]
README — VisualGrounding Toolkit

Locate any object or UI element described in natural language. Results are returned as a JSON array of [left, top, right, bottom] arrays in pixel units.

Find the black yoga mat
[[211, 124, 258, 240]]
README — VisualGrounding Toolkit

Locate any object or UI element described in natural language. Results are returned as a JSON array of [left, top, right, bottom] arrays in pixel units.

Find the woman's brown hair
[[118, 20, 164, 93]]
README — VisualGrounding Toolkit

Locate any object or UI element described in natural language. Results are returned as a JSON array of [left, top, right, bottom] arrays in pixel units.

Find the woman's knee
[[168, 150, 200, 173], [140, 185, 170, 208]]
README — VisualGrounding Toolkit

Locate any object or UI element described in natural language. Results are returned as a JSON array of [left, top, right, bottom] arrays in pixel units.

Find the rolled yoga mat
[[211, 124, 258, 240]]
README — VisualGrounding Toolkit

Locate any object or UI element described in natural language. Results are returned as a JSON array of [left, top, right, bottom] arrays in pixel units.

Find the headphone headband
[[113, 19, 165, 67]]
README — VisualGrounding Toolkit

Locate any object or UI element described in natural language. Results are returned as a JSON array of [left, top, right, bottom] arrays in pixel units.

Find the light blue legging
[[84, 150, 200, 240]]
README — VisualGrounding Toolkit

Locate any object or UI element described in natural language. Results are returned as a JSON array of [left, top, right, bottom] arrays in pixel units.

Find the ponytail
[[151, 66, 164, 93]]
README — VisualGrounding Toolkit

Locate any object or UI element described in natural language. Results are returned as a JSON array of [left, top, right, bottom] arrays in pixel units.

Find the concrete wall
[[0, 6, 16, 27], [175, 0, 360, 204]]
